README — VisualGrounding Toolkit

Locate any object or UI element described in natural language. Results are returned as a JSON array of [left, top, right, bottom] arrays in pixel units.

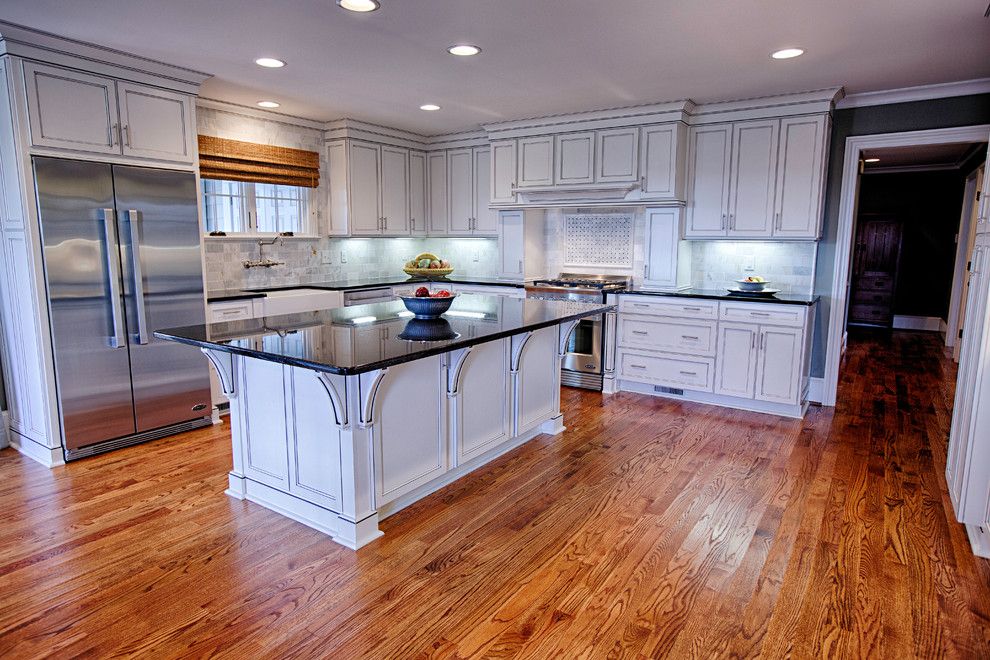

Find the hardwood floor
[[1, 330, 988, 658]]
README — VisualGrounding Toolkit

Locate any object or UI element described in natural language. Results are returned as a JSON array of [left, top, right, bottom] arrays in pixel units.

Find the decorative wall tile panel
[[563, 213, 634, 268]]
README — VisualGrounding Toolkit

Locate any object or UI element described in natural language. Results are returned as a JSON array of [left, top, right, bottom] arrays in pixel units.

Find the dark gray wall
[[810, 93, 990, 377]]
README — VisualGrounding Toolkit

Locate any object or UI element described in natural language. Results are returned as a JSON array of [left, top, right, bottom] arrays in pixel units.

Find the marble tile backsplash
[[689, 241, 817, 294], [204, 237, 499, 291]]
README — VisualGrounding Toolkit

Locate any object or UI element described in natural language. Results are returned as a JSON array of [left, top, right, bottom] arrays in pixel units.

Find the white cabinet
[[685, 116, 828, 239], [490, 139, 517, 204], [451, 340, 512, 464], [380, 146, 410, 234], [773, 116, 827, 238], [755, 326, 803, 403], [117, 82, 194, 162], [447, 146, 496, 235], [328, 140, 414, 236], [727, 120, 778, 237], [348, 141, 383, 235], [517, 136, 554, 187], [428, 151, 448, 234], [498, 209, 545, 281], [640, 123, 687, 200], [684, 124, 732, 237], [642, 208, 689, 290], [22, 62, 194, 164], [595, 128, 639, 183], [714, 323, 758, 398], [408, 151, 427, 235], [555, 132, 595, 185]]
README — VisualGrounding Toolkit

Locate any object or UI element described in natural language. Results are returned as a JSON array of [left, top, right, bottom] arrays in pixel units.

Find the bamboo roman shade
[[198, 135, 320, 188]]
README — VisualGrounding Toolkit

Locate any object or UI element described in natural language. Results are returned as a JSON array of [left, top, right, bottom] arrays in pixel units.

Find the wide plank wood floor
[[1, 329, 988, 658]]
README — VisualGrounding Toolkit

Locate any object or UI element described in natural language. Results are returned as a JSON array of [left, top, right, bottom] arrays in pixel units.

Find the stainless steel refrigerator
[[34, 156, 212, 460]]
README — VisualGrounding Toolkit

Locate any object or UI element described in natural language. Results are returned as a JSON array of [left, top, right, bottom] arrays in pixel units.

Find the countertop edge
[[207, 277, 528, 302], [618, 289, 820, 306]]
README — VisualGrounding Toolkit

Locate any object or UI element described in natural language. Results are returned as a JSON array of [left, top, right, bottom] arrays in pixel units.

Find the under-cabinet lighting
[[255, 57, 286, 68], [352, 316, 377, 324], [337, 0, 380, 12], [445, 310, 486, 319], [257, 100, 281, 108], [419, 104, 441, 111], [397, 311, 414, 317], [771, 48, 804, 59], [447, 44, 481, 57], [864, 158, 880, 163]]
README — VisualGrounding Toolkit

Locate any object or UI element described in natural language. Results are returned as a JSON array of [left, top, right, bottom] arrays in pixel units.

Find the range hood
[[513, 181, 642, 207]]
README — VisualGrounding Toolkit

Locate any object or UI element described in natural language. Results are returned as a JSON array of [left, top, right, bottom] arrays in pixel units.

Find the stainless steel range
[[526, 273, 630, 390]]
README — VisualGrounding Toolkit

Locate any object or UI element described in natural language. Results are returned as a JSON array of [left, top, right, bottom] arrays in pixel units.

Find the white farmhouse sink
[[252, 288, 343, 316]]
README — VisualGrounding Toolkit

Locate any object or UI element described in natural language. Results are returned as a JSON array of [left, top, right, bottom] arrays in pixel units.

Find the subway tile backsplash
[[204, 236, 500, 291], [689, 241, 817, 294]]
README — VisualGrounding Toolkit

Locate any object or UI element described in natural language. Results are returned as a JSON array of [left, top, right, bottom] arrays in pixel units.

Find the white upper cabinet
[[347, 141, 382, 235], [22, 62, 194, 164], [685, 124, 732, 237], [727, 119, 779, 237], [408, 151, 427, 235], [447, 148, 474, 234], [640, 123, 686, 200], [555, 132, 595, 185], [473, 147, 497, 234], [428, 151, 448, 234], [596, 128, 639, 183], [490, 139, 517, 204], [24, 62, 120, 155], [643, 208, 688, 290], [380, 146, 409, 235], [773, 116, 826, 238], [517, 136, 554, 187], [117, 83, 193, 162]]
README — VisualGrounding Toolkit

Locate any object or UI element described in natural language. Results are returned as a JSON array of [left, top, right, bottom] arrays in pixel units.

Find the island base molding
[[616, 379, 811, 419], [205, 323, 572, 550]]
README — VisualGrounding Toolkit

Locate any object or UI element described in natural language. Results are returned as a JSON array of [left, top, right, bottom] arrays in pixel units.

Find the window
[[202, 179, 312, 236]]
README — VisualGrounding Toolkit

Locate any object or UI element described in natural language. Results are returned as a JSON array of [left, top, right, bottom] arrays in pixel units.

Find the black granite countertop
[[158, 294, 612, 376], [206, 276, 527, 302], [620, 287, 819, 306]]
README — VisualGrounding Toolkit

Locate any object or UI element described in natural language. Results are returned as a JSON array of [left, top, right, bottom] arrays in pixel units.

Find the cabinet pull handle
[[761, 333, 767, 350], [633, 303, 650, 308], [775, 212, 781, 231], [410, 218, 415, 230], [679, 370, 697, 376], [122, 124, 131, 147], [518, 259, 523, 273], [729, 214, 735, 231], [751, 332, 756, 349], [681, 335, 698, 340], [110, 123, 119, 147], [630, 363, 647, 369], [644, 264, 650, 279], [721, 214, 727, 230], [750, 311, 770, 317], [683, 306, 701, 312], [632, 330, 648, 335]]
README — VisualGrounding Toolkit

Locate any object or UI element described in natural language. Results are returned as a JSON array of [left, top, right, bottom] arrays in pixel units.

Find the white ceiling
[[3, 0, 989, 135]]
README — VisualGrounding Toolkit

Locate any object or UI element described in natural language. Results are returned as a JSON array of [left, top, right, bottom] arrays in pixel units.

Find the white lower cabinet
[[615, 294, 813, 417], [451, 340, 511, 464], [239, 359, 291, 490]]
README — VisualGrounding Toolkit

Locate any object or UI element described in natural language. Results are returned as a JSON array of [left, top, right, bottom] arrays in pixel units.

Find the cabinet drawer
[[852, 289, 892, 305], [618, 317, 716, 357], [719, 302, 805, 327], [619, 296, 719, 319], [209, 301, 253, 322], [849, 304, 891, 324], [619, 351, 714, 392], [857, 275, 894, 292]]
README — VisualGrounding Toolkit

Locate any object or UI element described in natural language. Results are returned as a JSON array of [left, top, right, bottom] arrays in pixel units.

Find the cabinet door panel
[[499, 210, 524, 279], [490, 139, 517, 204], [241, 360, 289, 489], [428, 152, 448, 234], [473, 147, 497, 233], [380, 146, 409, 234], [409, 151, 427, 234], [685, 125, 731, 237], [596, 128, 639, 183], [643, 208, 684, 289], [447, 148, 474, 234], [118, 82, 193, 162], [287, 368, 343, 510], [728, 120, 778, 236], [714, 323, 757, 398], [755, 326, 802, 404], [555, 132, 595, 185], [774, 116, 826, 238], [349, 141, 381, 235], [454, 339, 511, 464], [641, 124, 685, 199], [517, 137, 553, 187], [24, 62, 119, 154]]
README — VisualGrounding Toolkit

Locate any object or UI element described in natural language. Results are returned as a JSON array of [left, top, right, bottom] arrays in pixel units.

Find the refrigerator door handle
[[126, 209, 150, 345], [100, 208, 126, 349]]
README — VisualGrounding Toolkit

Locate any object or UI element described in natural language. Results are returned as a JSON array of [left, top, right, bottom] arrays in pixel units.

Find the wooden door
[[849, 216, 903, 327]]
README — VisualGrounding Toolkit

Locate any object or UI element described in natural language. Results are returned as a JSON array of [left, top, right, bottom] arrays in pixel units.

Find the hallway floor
[[0, 330, 987, 658]]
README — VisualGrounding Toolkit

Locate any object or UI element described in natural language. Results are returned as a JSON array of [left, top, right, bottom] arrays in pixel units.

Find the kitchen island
[[156, 294, 612, 549]]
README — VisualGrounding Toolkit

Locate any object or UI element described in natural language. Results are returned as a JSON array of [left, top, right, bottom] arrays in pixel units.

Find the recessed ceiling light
[[255, 57, 285, 68], [337, 0, 380, 12], [419, 104, 441, 111], [771, 48, 805, 60], [257, 100, 280, 108], [447, 44, 481, 57], [864, 157, 880, 163]]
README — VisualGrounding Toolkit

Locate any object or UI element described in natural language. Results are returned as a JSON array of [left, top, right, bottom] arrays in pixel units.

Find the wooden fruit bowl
[[403, 252, 453, 278]]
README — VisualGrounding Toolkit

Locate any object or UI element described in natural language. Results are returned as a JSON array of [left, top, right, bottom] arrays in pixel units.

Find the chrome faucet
[[244, 235, 286, 269]]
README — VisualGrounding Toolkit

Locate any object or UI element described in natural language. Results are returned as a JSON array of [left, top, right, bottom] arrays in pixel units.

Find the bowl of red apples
[[399, 286, 457, 318]]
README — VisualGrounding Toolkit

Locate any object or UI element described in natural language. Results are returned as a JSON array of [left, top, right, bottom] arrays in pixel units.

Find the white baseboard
[[893, 315, 943, 331], [966, 524, 990, 559], [8, 431, 64, 467], [808, 377, 825, 404], [0, 411, 8, 449]]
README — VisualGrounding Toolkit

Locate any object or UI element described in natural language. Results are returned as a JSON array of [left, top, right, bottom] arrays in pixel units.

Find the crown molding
[[483, 100, 691, 139], [197, 98, 326, 131], [324, 118, 431, 150], [686, 87, 844, 124], [836, 78, 990, 109], [0, 20, 211, 94]]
